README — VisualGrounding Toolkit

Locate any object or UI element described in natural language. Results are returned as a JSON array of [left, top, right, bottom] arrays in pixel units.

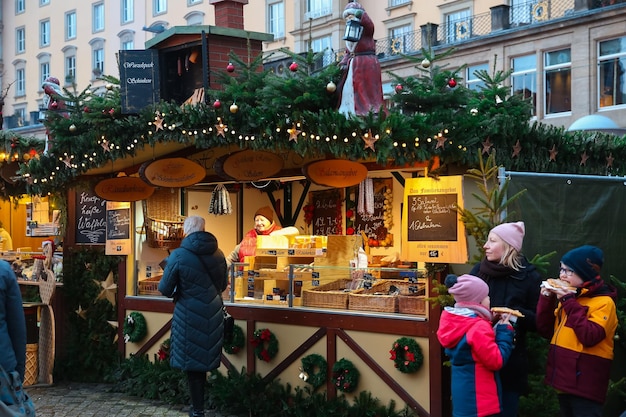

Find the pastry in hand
[[491, 306, 525, 317]]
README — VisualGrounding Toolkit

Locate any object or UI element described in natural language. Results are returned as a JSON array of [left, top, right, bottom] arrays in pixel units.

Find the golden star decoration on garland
[[62, 155, 72, 168], [549, 144, 558, 161], [607, 153, 614, 168], [512, 140, 522, 158], [288, 123, 302, 142], [482, 137, 493, 155], [94, 271, 117, 306], [101, 140, 111, 153], [580, 151, 589, 166], [154, 113, 164, 131], [215, 121, 227, 138], [362, 130, 378, 151], [75, 305, 88, 320], [435, 135, 446, 150]]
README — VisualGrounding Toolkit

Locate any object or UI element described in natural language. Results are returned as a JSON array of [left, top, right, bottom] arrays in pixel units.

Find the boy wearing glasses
[[536, 245, 617, 417]]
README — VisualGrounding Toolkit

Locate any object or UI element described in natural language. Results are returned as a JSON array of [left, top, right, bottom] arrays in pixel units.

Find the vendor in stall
[[226, 206, 298, 267], [0, 221, 13, 251]]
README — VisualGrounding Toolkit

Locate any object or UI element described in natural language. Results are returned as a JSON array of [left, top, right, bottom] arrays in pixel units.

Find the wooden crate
[[302, 279, 354, 309], [348, 280, 425, 313], [138, 275, 162, 296]]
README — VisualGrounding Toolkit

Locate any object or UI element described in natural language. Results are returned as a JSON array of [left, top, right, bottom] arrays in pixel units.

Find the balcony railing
[[374, 0, 626, 59]]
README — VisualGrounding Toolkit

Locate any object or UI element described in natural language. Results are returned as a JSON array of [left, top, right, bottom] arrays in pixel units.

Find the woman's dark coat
[[470, 256, 542, 394], [158, 231, 228, 372]]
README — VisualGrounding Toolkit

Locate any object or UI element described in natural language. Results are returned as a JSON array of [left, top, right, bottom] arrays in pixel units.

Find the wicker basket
[[24, 343, 38, 386], [143, 188, 185, 250], [398, 294, 427, 315], [302, 279, 354, 309], [349, 280, 425, 313], [138, 275, 162, 296]]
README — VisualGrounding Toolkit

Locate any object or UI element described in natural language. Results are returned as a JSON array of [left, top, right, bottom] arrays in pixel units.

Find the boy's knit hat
[[254, 206, 274, 223], [490, 221, 525, 252], [561, 245, 603, 282], [445, 274, 489, 304]]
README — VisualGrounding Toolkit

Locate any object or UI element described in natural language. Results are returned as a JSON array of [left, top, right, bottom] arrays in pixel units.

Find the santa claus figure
[[337, 2, 384, 117]]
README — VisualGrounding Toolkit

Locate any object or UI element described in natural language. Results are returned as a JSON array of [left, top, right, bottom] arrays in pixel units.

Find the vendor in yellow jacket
[[536, 245, 617, 417]]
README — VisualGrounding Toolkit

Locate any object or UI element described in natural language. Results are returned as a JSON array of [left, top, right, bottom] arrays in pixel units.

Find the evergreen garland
[[123, 311, 148, 343], [4, 50, 624, 198], [223, 324, 245, 354], [389, 337, 424, 374], [331, 358, 359, 393], [300, 353, 328, 390], [250, 328, 278, 362]]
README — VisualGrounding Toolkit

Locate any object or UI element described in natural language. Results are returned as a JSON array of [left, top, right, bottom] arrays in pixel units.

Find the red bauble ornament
[[395, 84, 403, 93], [50, 101, 58, 110], [289, 62, 299, 72], [83, 106, 90, 113], [226, 62, 235, 73], [448, 78, 457, 88], [213, 100, 221, 109]]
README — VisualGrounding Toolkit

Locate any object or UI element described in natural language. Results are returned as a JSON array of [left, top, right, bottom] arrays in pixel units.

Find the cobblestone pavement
[[26, 382, 194, 417]]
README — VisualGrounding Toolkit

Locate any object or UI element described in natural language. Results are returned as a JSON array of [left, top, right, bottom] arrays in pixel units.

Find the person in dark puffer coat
[[470, 221, 543, 417], [158, 216, 227, 417]]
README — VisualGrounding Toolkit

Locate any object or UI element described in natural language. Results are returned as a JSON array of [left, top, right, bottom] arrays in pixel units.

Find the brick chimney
[[210, 0, 248, 30]]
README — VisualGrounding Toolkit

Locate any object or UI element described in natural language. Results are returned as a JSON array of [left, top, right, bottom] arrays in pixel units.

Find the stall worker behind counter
[[226, 206, 299, 268], [0, 221, 13, 251]]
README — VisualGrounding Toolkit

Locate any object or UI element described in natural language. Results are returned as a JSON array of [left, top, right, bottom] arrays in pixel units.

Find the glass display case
[[227, 262, 427, 316]]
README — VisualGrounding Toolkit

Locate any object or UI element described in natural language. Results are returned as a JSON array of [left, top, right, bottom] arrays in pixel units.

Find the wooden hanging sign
[[95, 176, 155, 201], [303, 159, 368, 187], [139, 157, 206, 187], [221, 150, 284, 181]]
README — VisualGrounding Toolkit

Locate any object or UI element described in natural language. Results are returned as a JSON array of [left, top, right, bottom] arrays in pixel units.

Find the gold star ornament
[[362, 130, 378, 151], [549, 144, 558, 162], [75, 305, 88, 320], [580, 151, 589, 166], [482, 137, 493, 155], [154, 113, 164, 131], [94, 271, 117, 306], [288, 123, 301, 142], [512, 140, 522, 158]]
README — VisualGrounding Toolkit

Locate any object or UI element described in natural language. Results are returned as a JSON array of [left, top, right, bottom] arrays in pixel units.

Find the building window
[[66, 11, 77, 40], [598, 36, 626, 108], [40, 62, 50, 87], [16, 68, 26, 96], [40, 20, 50, 47], [511, 54, 537, 116], [308, 36, 334, 67], [120, 30, 135, 50], [389, 24, 413, 55], [16, 28, 26, 53], [268, 1, 285, 39], [185, 11, 204, 26], [93, 3, 105, 32], [466, 63, 489, 91], [305, 0, 331, 20], [187, 0, 202, 4], [40, 0, 50, 5], [544, 48, 571, 115], [154, 0, 167, 15], [444, 9, 471, 43], [16, 0, 25, 14], [510, 0, 535, 26], [65, 55, 76, 84], [390, 0, 411, 6], [92, 47, 105, 75], [122, 0, 134, 23]]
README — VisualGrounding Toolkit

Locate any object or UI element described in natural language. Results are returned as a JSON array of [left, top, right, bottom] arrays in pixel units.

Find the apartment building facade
[[1, 0, 625, 135]]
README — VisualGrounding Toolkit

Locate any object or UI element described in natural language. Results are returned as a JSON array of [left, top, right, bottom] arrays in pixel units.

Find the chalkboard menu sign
[[347, 178, 392, 245], [107, 206, 131, 240], [76, 190, 107, 244], [119, 50, 160, 114], [310, 189, 343, 235], [407, 194, 457, 241]]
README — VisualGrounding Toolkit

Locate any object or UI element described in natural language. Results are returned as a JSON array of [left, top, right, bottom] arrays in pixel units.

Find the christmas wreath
[[331, 358, 359, 393], [250, 328, 278, 362], [300, 354, 327, 390], [123, 311, 147, 343], [157, 338, 170, 361], [389, 337, 424, 373], [223, 324, 245, 354]]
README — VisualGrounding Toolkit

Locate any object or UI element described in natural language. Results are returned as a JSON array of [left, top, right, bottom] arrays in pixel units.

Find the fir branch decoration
[[300, 353, 328, 390], [223, 324, 245, 355], [123, 311, 148, 343], [332, 358, 359, 393]]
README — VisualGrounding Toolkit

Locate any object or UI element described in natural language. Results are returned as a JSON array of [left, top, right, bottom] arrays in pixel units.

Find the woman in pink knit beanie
[[469, 221, 543, 417]]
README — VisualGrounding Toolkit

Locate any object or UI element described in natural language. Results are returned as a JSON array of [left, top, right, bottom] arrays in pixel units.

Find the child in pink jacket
[[437, 274, 515, 417]]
